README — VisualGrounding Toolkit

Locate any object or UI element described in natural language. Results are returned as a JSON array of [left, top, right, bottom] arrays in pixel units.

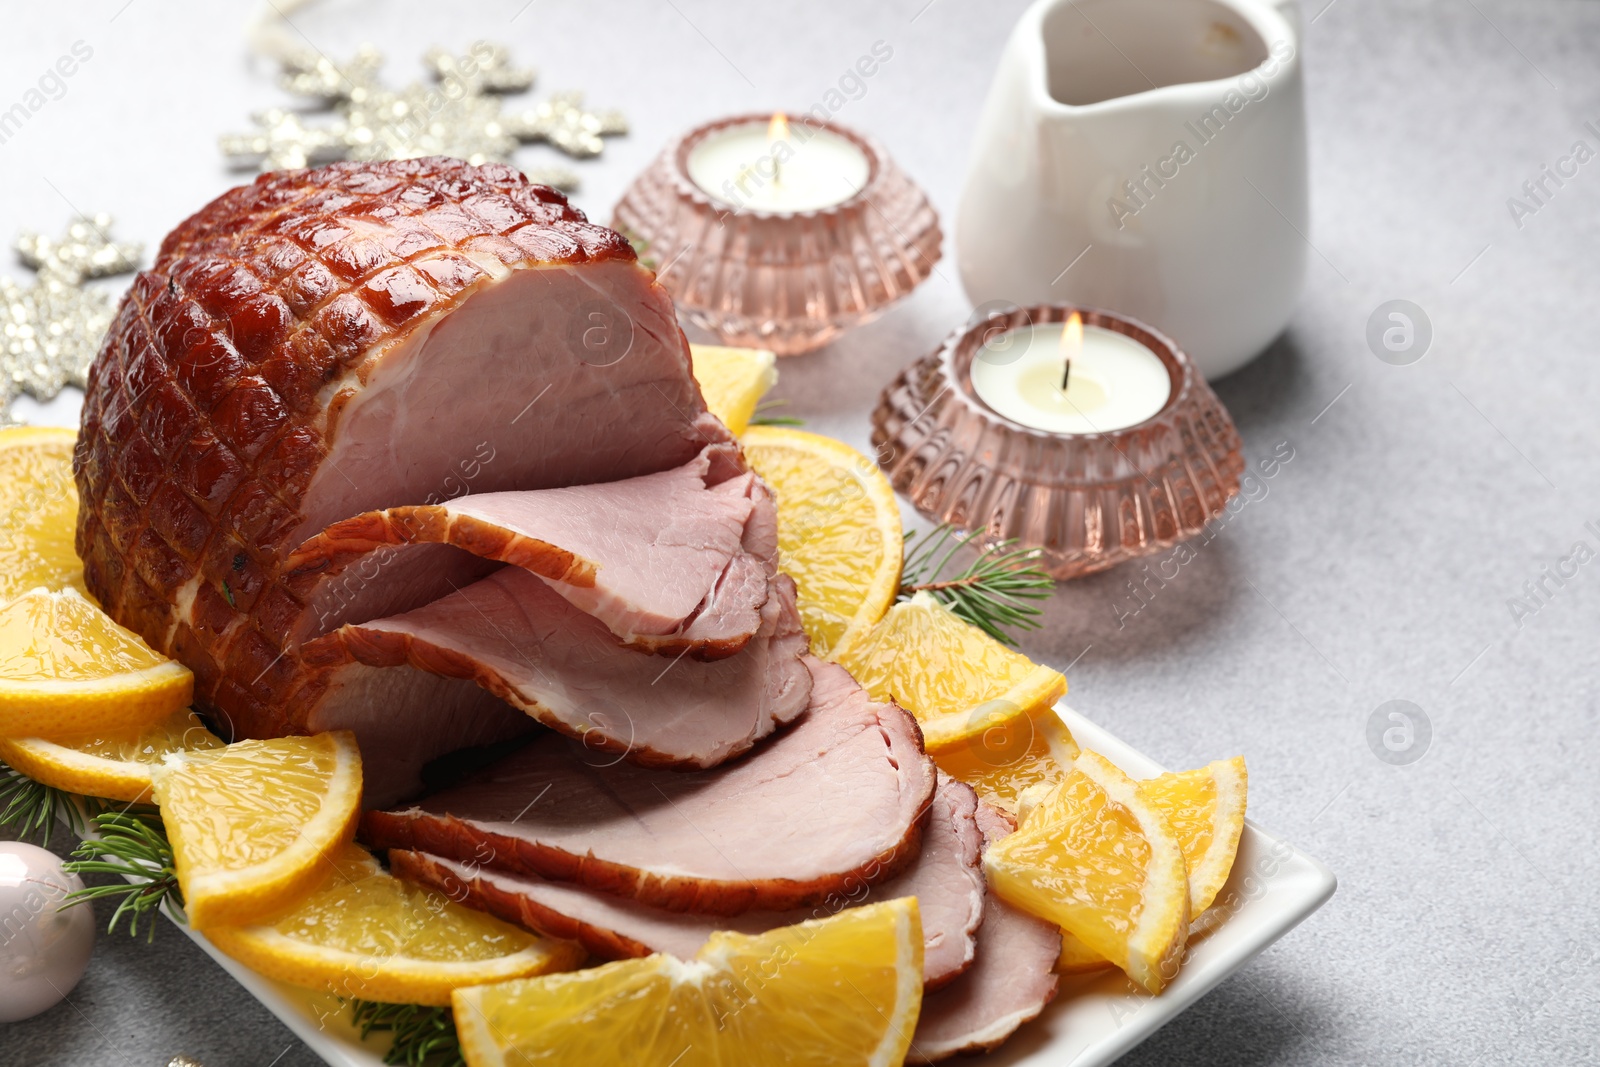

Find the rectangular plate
[[977, 706, 1337, 1066], [167, 702, 1336, 1066]]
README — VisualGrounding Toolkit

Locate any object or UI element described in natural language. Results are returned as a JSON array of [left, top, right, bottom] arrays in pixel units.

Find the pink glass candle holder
[[872, 305, 1244, 579], [611, 113, 941, 355]]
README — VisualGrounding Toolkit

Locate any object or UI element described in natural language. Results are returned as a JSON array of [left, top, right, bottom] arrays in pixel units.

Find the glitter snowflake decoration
[[1, 215, 142, 424], [220, 41, 625, 191]]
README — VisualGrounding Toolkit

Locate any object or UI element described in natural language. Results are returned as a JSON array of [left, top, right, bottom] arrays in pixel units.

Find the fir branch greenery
[[61, 807, 184, 941], [898, 525, 1054, 646], [0, 760, 86, 845], [1, 763, 467, 1061], [749, 397, 804, 427], [612, 224, 658, 272], [349, 1000, 464, 1067]]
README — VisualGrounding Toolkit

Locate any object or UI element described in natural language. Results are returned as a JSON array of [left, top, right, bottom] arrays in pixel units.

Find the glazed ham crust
[[74, 158, 715, 741]]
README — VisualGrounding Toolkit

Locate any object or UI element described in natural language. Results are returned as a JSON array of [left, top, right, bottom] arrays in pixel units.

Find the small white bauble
[[0, 840, 96, 1023]]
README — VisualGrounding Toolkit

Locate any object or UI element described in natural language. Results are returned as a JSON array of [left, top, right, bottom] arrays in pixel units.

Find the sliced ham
[[299, 661, 540, 807], [304, 564, 810, 770], [910, 802, 1061, 1063], [287, 447, 774, 657], [363, 657, 937, 915], [387, 774, 986, 987], [74, 159, 734, 749]]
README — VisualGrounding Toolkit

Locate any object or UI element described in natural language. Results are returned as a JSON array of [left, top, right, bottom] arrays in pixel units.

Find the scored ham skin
[[285, 446, 771, 657], [387, 774, 987, 988], [363, 657, 937, 916], [303, 565, 811, 770], [910, 801, 1061, 1063], [73, 158, 730, 744]]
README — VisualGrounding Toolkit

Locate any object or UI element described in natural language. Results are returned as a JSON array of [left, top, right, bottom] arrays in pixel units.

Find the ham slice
[[287, 447, 774, 657], [363, 658, 937, 915], [387, 774, 986, 988], [74, 159, 732, 747], [299, 661, 541, 807], [303, 566, 810, 770], [910, 802, 1061, 1062]]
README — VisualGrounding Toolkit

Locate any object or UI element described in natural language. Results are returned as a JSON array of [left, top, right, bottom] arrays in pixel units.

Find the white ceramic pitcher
[[956, 0, 1306, 379]]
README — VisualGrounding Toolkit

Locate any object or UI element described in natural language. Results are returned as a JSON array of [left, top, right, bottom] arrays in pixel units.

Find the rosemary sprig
[[749, 398, 804, 427], [0, 760, 86, 845], [62, 807, 184, 941], [350, 1000, 464, 1067], [898, 525, 1054, 646]]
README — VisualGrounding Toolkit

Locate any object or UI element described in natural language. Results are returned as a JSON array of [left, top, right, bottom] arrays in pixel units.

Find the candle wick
[[1061, 358, 1071, 392]]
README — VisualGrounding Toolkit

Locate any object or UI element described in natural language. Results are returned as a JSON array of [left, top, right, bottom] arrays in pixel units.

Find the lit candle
[[969, 312, 1172, 434], [686, 113, 870, 213]]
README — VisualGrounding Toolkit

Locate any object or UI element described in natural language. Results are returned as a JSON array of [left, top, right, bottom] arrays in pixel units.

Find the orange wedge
[[985, 751, 1189, 993], [689, 343, 777, 435], [0, 587, 192, 740], [151, 733, 362, 929], [740, 427, 902, 658], [0, 708, 222, 802], [453, 898, 924, 1067], [835, 591, 1066, 752], [0, 425, 85, 602], [205, 843, 581, 1005]]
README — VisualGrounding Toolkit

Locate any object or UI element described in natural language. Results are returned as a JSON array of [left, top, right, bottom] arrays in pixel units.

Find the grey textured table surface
[[5, 0, 1599, 1064]]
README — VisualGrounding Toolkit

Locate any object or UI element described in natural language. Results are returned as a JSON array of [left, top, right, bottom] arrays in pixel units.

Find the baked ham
[[388, 774, 986, 988], [910, 802, 1061, 1062], [364, 658, 937, 915], [286, 446, 774, 657], [303, 565, 810, 771], [71, 159, 808, 792], [70, 155, 1059, 1052]]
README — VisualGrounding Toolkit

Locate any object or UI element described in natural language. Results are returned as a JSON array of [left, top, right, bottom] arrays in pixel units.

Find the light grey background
[[5, 0, 1599, 1063]]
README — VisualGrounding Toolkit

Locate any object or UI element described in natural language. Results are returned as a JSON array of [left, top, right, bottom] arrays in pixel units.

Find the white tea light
[[874, 304, 1244, 578], [0, 841, 96, 1022], [687, 114, 869, 213], [970, 315, 1172, 434]]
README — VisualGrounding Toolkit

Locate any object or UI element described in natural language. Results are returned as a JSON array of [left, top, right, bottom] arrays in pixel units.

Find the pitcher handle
[[1245, 0, 1302, 39]]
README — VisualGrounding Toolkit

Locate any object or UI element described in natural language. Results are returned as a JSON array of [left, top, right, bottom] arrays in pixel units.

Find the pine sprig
[[898, 526, 1054, 646], [350, 1000, 464, 1067], [749, 398, 804, 427], [62, 807, 184, 941], [0, 760, 86, 845], [613, 224, 658, 273], [2, 756, 465, 1062]]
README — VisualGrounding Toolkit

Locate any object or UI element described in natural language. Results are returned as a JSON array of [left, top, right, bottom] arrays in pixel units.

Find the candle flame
[[1059, 311, 1082, 391], [1060, 312, 1083, 358], [767, 112, 790, 186]]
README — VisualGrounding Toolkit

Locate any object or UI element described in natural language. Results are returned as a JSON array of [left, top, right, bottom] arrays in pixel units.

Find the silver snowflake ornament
[[278, 45, 386, 103], [424, 42, 535, 95], [507, 91, 629, 159], [2, 216, 141, 422], [218, 108, 348, 171], [344, 83, 516, 165], [16, 214, 141, 285], [221, 41, 620, 191]]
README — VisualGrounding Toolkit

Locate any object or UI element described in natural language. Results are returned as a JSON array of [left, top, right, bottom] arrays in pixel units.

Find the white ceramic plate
[[166, 701, 1337, 1066]]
